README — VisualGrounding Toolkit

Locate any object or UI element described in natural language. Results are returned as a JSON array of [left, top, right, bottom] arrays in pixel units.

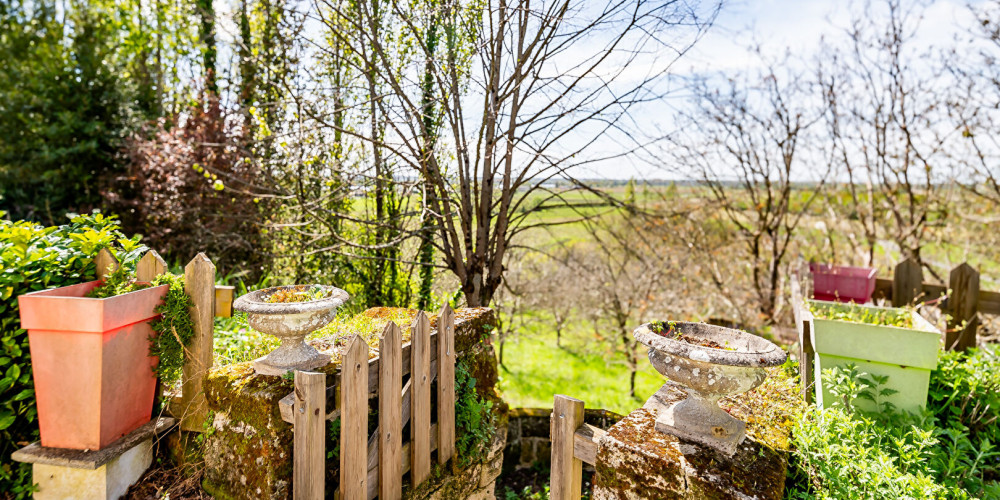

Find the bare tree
[[819, 0, 954, 275], [947, 0, 1000, 215], [662, 54, 827, 324], [302, 0, 718, 307], [555, 211, 668, 399]]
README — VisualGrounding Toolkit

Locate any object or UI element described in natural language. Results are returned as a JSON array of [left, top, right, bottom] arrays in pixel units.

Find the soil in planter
[[265, 285, 333, 303], [649, 321, 736, 350], [808, 301, 913, 328]]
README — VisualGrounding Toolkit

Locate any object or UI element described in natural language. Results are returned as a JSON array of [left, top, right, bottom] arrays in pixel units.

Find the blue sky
[[574, 0, 985, 179]]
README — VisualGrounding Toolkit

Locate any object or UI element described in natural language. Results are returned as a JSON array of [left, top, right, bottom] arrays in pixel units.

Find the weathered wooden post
[[293, 370, 326, 500], [341, 335, 369, 499], [180, 253, 216, 431], [550, 395, 585, 500], [893, 258, 923, 306], [410, 312, 432, 486], [437, 304, 456, 466], [379, 323, 403, 500], [947, 263, 980, 351], [94, 247, 118, 279]]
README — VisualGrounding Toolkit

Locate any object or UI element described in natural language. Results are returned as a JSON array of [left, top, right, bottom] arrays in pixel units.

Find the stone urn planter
[[18, 280, 168, 450], [633, 321, 787, 456], [233, 285, 349, 376], [806, 299, 940, 413]]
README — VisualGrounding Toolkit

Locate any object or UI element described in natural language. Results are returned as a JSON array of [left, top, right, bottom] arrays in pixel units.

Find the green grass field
[[497, 324, 664, 415]]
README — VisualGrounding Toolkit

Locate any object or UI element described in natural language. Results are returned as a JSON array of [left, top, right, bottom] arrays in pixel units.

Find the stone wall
[[201, 307, 505, 500], [503, 407, 622, 473]]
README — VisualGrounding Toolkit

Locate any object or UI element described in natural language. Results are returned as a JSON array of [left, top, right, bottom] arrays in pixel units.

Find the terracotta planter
[[18, 280, 167, 450]]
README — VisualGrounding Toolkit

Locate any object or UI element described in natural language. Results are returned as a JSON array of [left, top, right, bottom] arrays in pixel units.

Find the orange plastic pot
[[18, 280, 167, 450]]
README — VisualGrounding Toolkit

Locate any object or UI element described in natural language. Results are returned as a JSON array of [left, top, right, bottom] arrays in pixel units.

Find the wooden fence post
[[893, 258, 923, 306], [342, 335, 369, 499], [551, 395, 584, 500], [947, 263, 980, 351], [437, 304, 456, 465], [94, 248, 118, 279], [789, 275, 815, 403], [379, 323, 403, 500], [410, 312, 432, 487], [799, 316, 815, 404], [180, 253, 215, 432], [293, 371, 326, 500]]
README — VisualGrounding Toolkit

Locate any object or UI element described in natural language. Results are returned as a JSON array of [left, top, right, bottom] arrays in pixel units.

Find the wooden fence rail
[[289, 305, 457, 500], [549, 395, 607, 500], [94, 247, 234, 432]]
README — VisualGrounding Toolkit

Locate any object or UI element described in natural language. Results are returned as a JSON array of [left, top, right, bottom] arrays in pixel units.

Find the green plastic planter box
[[807, 299, 941, 413]]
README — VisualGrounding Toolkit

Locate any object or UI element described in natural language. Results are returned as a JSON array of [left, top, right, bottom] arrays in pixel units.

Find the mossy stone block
[[593, 408, 787, 500]]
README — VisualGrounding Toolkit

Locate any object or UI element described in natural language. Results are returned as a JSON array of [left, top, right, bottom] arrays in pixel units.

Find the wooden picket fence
[[285, 305, 457, 500], [93, 247, 234, 432], [548, 395, 605, 500], [793, 258, 1000, 402]]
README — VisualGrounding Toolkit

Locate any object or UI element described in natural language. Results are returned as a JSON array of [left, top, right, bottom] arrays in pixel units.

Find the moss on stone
[[203, 306, 505, 500]]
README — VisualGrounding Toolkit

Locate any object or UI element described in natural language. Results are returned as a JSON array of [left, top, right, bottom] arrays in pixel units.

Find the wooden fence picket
[[293, 371, 326, 500], [283, 308, 461, 498], [180, 253, 215, 431], [342, 335, 369, 499], [437, 304, 456, 465], [892, 258, 924, 306], [947, 263, 980, 351], [551, 395, 585, 500], [136, 250, 167, 282], [94, 248, 118, 279], [379, 323, 403, 500], [410, 312, 432, 486]]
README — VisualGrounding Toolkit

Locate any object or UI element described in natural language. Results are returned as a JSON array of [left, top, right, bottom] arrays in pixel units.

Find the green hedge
[[0, 212, 143, 498]]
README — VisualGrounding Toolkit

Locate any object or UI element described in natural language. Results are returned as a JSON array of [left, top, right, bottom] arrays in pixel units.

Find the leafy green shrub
[[788, 360, 1000, 499], [455, 360, 497, 467], [0, 212, 143, 498]]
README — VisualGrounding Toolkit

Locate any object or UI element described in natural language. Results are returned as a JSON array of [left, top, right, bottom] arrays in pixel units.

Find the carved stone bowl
[[233, 285, 350, 376], [633, 321, 787, 455]]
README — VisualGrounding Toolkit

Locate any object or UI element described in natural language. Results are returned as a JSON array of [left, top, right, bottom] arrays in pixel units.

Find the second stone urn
[[633, 321, 787, 455], [233, 285, 350, 376]]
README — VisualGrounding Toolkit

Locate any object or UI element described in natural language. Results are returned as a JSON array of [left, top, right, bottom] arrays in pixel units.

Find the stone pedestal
[[593, 387, 787, 500], [11, 418, 173, 500]]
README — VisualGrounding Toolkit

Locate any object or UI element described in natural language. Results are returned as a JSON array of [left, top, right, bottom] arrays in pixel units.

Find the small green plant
[[265, 285, 332, 304], [503, 485, 550, 500], [454, 360, 496, 467], [147, 273, 195, 386], [824, 364, 898, 414], [327, 417, 341, 460], [808, 301, 913, 328], [85, 264, 149, 298]]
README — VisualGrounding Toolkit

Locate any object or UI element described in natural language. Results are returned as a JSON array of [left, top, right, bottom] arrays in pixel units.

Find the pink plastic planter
[[18, 280, 167, 450], [809, 263, 877, 303]]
